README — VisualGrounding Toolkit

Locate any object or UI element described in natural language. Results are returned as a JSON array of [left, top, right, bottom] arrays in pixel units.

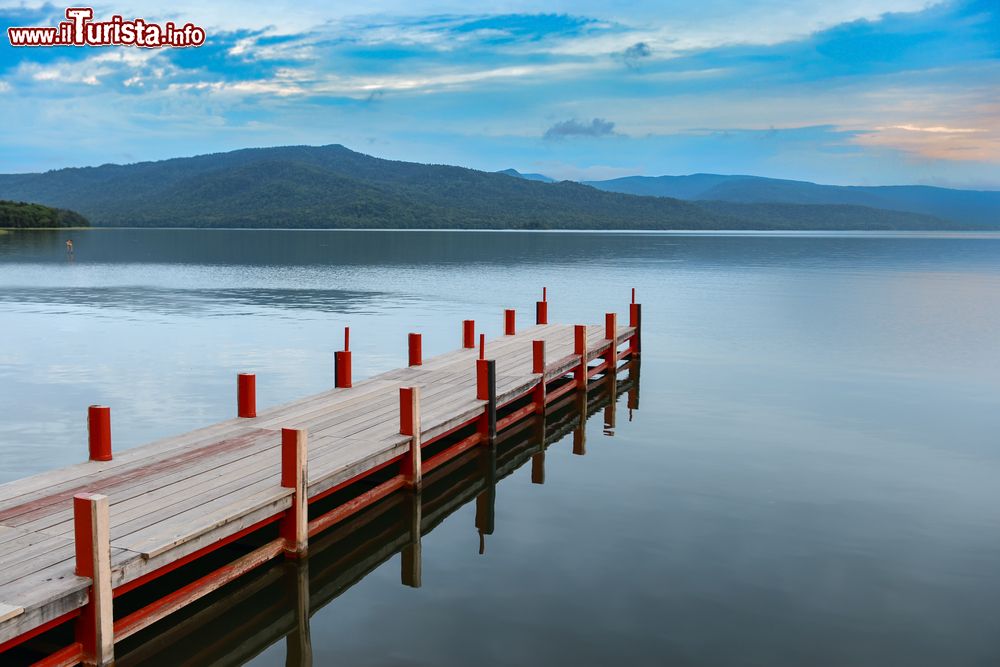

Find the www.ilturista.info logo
[[7, 7, 206, 48]]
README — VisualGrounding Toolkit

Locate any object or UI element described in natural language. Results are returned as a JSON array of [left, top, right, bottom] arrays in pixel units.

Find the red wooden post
[[335, 326, 352, 388], [479, 333, 485, 360], [629, 300, 642, 357], [532, 340, 546, 375], [475, 360, 497, 443], [408, 333, 422, 367], [87, 406, 112, 462], [237, 373, 256, 418], [399, 387, 422, 489], [463, 319, 475, 349], [536, 287, 548, 325], [605, 312, 618, 374], [574, 324, 588, 389], [532, 340, 546, 414], [73, 492, 114, 666], [280, 428, 308, 558], [504, 309, 516, 336], [476, 359, 490, 401]]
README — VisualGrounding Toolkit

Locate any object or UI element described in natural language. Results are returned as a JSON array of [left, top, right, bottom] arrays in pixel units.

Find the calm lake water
[[2, 228, 1000, 665]]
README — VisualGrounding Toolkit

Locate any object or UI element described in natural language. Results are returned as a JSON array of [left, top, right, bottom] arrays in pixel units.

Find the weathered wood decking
[[0, 317, 638, 661]]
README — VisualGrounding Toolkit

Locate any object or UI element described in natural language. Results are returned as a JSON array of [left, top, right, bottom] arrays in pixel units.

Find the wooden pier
[[0, 293, 641, 666]]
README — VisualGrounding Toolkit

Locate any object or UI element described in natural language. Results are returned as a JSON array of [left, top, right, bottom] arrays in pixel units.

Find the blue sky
[[1, 0, 998, 187]]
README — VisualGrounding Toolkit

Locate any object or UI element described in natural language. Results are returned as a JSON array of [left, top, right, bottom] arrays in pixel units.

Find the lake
[[2, 228, 1000, 665]]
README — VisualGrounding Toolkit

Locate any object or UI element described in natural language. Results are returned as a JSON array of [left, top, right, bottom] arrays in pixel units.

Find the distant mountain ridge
[[0, 145, 986, 230], [497, 168, 556, 183], [583, 174, 999, 226]]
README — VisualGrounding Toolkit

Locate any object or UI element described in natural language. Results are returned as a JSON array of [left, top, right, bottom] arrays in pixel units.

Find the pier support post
[[399, 387, 422, 490], [463, 320, 475, 349], [532, 340, 546, 414], [536, 287, 548, 325], [408, 333, 422, 367], [574, 325, 588, 389], [280, 428, 308, 559], [629, 290, 642, 357], [504, 309, 516, 336], [401, 492, 422, 588], [87, 406, 112, 463], [604, 312, 618, 375], [237, 373, 256, 418], [334, 327, 352, 388], [476, 359, 497, 444], [73, 493, 114, 667]]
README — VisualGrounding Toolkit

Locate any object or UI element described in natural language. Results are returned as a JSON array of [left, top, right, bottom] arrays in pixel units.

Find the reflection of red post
[[88, 406, 112, 462], [408, 333, 422, 366], [280, 428, 308, 558], [335, 326, 352, 388], [237, 373, 256, 418], [463, 320, 475, 348], [504, 309, 516, 335], [536, 287, 548, 325], [574, 325, 588, 388]]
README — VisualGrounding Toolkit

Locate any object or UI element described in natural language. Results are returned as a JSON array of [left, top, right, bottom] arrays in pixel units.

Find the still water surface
[[2, 229, 1000, 665]]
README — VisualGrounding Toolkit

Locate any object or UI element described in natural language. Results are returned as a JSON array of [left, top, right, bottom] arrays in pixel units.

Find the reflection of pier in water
[[115, 361, 639, 666]]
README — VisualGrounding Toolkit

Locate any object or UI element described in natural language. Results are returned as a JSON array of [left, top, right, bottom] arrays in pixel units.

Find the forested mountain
[[0, 145, 983, 230], [584, 174, 999, 226], [0, 200, 89, 228]]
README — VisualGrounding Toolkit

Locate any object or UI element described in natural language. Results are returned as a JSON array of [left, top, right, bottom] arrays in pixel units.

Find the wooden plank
[[114, 486, 293, 560], [0, 586, 88, 645], [0, 603, 22, 624]]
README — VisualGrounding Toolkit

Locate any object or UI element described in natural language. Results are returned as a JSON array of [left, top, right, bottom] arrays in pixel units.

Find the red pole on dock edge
[[605, 312, 618, 374], [536, 287, 548, 325], [280, 428, 308, 558], [73, 492, 113, 665], [574, 325, 588, 388], [532, 340, 546, 375], [504, 309, 516, 336], [463, 320, 475, 349], [532, 340, 546, 414], [88, 406, 112, 462], [408, 333, 422, 367], [335, 326, 352, 388], [237, 373, 256, 418], [479, 333, 485, 360], [475, 359, 497, 442], [399, 387, 422, 489], [629, 290, 642, 356]]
